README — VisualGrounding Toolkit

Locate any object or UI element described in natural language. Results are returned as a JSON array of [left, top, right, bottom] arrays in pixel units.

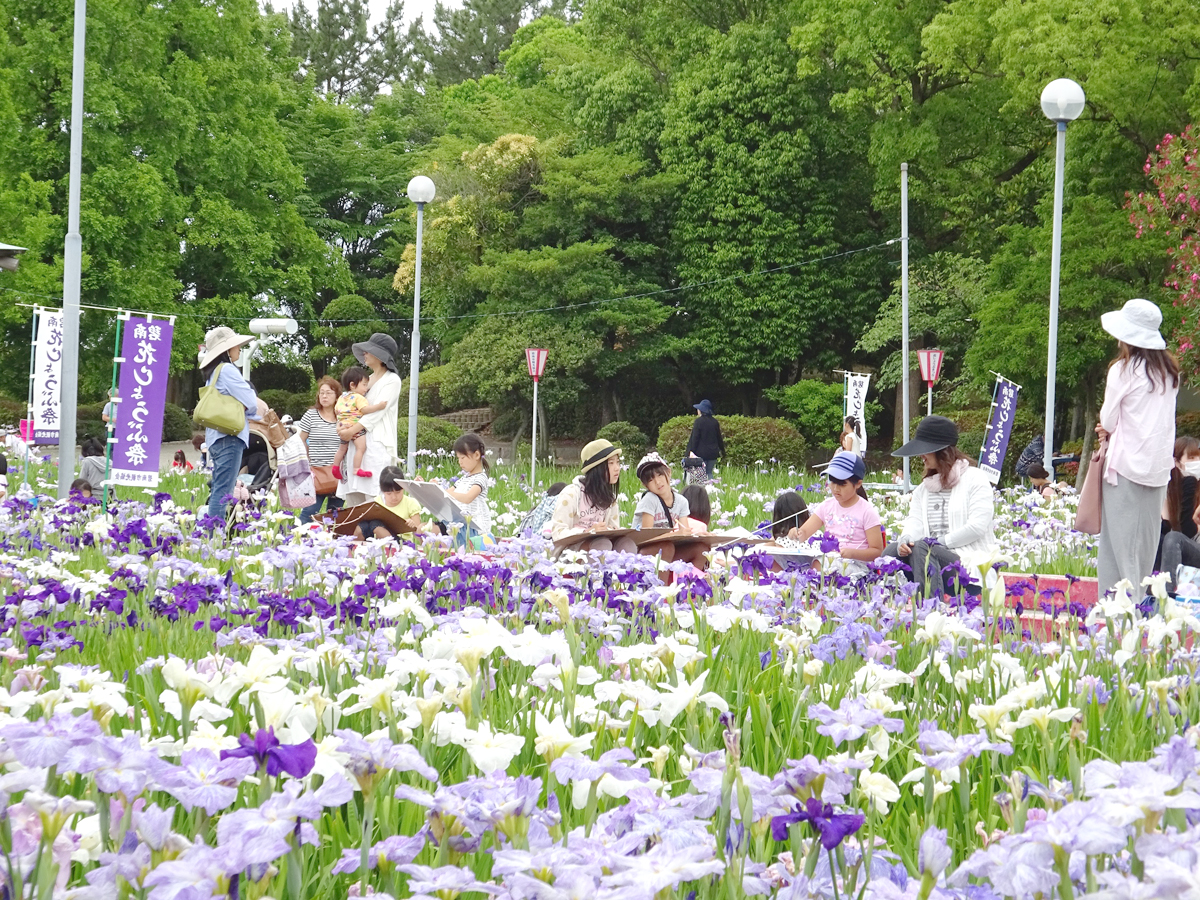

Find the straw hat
[[199, 326, 254, 369], [580, 439, 622, 473]]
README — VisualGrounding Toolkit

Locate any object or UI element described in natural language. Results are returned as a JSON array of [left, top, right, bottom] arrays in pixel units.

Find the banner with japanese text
[[844, 373, 870, 454], [110, 318, 174, 487], [979, 375, 1020, 484], [31, 309, 64, 444]]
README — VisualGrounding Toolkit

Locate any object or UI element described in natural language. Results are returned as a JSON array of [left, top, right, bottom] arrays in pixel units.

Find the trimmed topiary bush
[[162, 403, 193, 442], [398, 416, 463, 453], [596, 421, 649, 454], [656, 415, 806, 467]]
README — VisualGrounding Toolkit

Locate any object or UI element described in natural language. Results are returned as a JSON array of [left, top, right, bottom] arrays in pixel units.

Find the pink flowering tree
[[1128, 126, 1200, 370]]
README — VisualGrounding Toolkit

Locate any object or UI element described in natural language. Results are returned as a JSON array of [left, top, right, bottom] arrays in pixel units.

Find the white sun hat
[[1100, 298, 1166, 350]]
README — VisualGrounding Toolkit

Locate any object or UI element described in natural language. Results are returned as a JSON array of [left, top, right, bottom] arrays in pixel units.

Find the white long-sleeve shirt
[[1099, 359, 1177, 487], [899, 466, 997, 555]]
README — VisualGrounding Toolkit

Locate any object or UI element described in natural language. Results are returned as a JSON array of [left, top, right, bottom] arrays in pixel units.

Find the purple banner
[[979, 376, 1020, 484], [110, 318, 174, 487]]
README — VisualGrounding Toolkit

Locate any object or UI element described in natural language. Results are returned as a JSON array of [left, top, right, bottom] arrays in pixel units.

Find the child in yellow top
[[354, 466, 424, 540], [332, 365, 386, 480]]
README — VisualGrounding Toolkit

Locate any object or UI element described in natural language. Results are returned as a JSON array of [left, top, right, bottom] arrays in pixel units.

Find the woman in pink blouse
[[1095, 298, 1179, 596]]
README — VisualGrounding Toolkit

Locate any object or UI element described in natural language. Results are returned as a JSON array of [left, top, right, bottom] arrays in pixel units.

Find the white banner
[[845, 373, 870, 454], [31, 309, 64, 445]]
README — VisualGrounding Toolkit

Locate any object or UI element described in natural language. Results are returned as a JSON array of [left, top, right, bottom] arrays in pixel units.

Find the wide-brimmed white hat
[[1101, 298, 1166, 350], [199, 325, 254, 368]]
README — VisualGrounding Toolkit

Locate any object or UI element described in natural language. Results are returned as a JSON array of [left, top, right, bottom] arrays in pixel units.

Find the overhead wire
[[0, 238, 899, 327]]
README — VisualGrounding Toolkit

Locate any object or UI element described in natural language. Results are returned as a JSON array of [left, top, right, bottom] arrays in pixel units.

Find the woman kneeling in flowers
[[884, 415, 996, 598], [550, 439, 637, 554]]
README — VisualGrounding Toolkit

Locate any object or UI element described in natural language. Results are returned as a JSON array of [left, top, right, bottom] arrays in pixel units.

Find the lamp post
[[405, 175, 435, 477], [1039, 78, 1085, 475], [241, 318, 298, 382], [58, 0, 87, 499]]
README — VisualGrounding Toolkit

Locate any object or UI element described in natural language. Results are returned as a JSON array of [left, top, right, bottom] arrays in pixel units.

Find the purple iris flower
[[220, 727, 317, 779], [770, 797, 864, 850], [332, 833, 426, 874]]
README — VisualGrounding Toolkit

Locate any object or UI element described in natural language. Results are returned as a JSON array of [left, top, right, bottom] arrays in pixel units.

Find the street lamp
[[0, 243, 27, 272], [1040, 78, 1085, 475], [405, 175, 435, 476], [241, 318, 298, 382]]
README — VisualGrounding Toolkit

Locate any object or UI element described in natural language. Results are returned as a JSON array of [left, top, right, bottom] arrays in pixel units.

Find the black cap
[[892, 415, 959, 457]]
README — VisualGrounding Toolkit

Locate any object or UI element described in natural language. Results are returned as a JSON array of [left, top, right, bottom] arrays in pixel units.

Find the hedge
[[258, 390, 314, 421], [596, 421, 649, 454], [398, 416, 463, 454], [656, 415, 806, 467]]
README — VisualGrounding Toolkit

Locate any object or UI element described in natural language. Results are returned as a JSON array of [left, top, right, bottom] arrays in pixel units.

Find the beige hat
[[199, 325, 254, 369], [580, 439, 622, 473]]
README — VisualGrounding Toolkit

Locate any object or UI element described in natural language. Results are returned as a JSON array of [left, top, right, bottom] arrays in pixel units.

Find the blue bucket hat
[[693, 399, 714, 415], [821, 450, 866, 482]]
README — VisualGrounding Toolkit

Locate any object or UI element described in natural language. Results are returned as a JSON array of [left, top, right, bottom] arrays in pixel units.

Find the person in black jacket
[[1157, 436, 1200, 579], [685, 400, 725, 478]]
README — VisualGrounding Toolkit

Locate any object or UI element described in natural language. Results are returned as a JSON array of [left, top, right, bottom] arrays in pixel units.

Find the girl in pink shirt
[[792, 451, 884, 563]]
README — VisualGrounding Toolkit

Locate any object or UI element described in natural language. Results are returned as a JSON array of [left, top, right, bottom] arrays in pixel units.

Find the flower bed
[[0, 465, 1187, 900]]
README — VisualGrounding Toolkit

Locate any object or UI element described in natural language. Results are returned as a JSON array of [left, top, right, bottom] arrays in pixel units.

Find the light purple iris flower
[[153, 749, 257, 816], [550, 748, 649, 785], [0, 710, 101, 769], [807, 699, 904, 745], [915, 721, 1013, 771]]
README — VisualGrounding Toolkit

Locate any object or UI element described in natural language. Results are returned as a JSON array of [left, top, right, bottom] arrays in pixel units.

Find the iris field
[[1, 454, 1191, 900]]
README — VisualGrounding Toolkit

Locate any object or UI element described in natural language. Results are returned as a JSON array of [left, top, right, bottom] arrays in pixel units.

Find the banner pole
[[530, 377, 539, 488], [900, 163, 911, 491], [102, 312, 124, 513], [23, 307, 38, 491]]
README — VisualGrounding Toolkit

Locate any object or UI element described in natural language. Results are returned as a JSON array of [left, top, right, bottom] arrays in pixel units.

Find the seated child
[[69, 478, 93, 500], [519, 481, 567, 536], [791, 451, 884, 565], [354, 466, 424, 541], [634, 452, 705, 567], [771, 491, 810, 540], [681, 484, 711, 529], [171, 450, 194, 473], [1026, 463, 1067, 500], [332, 366, 386, 481]]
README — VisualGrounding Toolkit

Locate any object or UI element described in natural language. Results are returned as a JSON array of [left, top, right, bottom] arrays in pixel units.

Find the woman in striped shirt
[[298, 376, 343, 523]]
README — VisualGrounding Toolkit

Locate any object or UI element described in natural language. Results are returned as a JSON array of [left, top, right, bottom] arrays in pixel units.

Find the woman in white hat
[[1095, 298, 1179, 596], [336, 333, 403, 508], [549, 439, 637, 554], [197, 326, 260, 523]]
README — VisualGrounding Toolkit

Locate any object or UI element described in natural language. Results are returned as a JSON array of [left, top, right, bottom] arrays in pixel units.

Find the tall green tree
[[0, 0, 347, 400], [417, 0, 569, 86]]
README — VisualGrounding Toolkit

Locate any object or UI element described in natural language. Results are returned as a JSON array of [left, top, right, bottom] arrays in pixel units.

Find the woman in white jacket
[[885, 416, 997, 598]]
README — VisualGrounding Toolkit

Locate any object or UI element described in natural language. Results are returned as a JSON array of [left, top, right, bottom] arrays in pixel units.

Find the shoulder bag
[[193, 364, 247, 435], [1073, 439, 1106, 535]]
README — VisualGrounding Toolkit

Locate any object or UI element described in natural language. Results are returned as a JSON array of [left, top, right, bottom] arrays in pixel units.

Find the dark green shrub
[[418, 365, 451, 416], [258, 390, 312, 420], [162, 403, 193, 442], [941, 404, 1041, 479], [767, 380, 884, 449], [1178, 410, 1200, 437], [491, 409, 523, 441], [250, 361, 312, 393], [398, 416, 463, 453], [0, 399, 24, 430], [76, 402, 106, 443], [657, 415, 806, 467], [596, 421, 649, 454]]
